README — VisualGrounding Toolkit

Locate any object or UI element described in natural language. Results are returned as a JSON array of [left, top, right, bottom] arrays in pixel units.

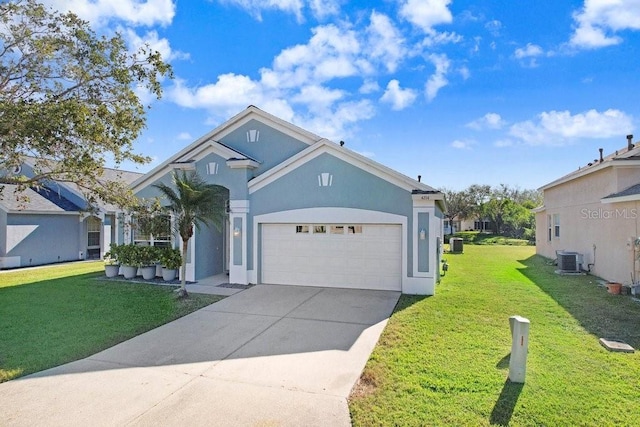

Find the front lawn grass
[[0, 261, 222, 383], [349, 246, 640, 426]]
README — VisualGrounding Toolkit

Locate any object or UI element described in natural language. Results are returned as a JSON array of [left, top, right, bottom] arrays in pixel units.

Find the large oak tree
[[0, 0, 172, 208]]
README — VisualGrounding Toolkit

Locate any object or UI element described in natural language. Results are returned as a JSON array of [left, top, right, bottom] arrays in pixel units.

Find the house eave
[[539, 159, 640, 191], [248, 139, 437, 195]]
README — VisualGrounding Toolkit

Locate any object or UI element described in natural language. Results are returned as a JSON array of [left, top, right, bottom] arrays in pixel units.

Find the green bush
[[159, 247, 182, 270]]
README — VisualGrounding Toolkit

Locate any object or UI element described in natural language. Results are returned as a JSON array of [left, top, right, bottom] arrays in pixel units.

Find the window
[[87, 217, 101, 247], [296, 225, 309, 233], [330, 225, 345, 234], [547, 215, 552, 242], [553, 214, 560, 238], [347, 225, 362, 234], [133, 214, 172, 247], [313, 225, 326, 234]]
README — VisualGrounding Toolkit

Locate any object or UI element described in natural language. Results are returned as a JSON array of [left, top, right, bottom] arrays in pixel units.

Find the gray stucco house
[[0, 161, 141, 269], [133, 106, 445, 295]]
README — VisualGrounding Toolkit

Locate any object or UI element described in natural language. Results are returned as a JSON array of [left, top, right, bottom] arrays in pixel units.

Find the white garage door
[[261, 223, 402, 291]]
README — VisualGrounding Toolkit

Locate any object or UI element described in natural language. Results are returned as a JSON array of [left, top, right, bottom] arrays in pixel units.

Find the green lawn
[[0, 261, 222, 383], [349, 246, 640, 426]]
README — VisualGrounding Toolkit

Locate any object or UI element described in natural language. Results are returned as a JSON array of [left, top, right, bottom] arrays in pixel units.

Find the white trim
[[227, 159, 260, 169], [130, 106, 322, 192], [132, 140, 249, 192], [412, 206, 436, 278], [229, 200, 249, 284], [539, 159, 640, 191], [249, 140, 437, 194], [601, 194, 640, 204]]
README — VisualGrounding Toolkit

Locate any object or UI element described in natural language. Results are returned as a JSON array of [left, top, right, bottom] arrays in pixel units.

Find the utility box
[[508, 315, 530, 383], [450, 238, 463, 253]]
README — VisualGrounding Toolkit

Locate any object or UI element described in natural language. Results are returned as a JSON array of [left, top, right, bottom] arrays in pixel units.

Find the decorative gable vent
[[206, 162, 219, 175], [247, 129, 260, 142], [318, 173, 333, 187]]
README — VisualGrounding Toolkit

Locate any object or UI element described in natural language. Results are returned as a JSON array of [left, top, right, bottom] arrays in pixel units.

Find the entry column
[[229, 200, 249, 284]]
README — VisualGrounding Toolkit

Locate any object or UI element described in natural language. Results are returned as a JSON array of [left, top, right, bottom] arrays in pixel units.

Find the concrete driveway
[[0, 285, 400, 426]]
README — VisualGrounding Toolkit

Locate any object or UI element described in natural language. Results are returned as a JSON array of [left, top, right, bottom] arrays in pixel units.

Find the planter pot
[[122, 265, 138, 279], [105, 264, 120, 278], [141, 266, 156, 280], [162, 268, 178, 282], [607, 283, 622, 295]]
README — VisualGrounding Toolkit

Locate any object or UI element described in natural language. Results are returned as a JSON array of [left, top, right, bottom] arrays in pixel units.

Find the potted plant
[[103, 243, 121, 278], [118, 244, 139, 279], [159, 247, 182, 282], [138, 245, 160, 280]]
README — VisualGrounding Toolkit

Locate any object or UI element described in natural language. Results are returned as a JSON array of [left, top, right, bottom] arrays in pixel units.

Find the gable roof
[[1, 159, 143, 214], [131, 105, 322, 192], [540, 139, 640, 191], [0, 184, 81, 213], [248, 138, 437, 195]]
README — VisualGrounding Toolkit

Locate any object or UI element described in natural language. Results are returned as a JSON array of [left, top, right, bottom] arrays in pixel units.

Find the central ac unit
[[557, 252, 583, 273]]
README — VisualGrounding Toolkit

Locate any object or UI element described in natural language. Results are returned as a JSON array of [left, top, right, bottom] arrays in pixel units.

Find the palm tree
[[153, 171, 227, 297]]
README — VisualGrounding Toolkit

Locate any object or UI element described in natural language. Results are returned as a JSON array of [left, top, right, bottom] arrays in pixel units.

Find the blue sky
[[47, 0, 640, 190]]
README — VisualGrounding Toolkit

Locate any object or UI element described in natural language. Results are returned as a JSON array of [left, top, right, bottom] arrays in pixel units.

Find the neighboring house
[[0, 161, 141, 269], [133, 106, 446, 295], [535, 135, 640, 285], [444, 217, 493, 234]]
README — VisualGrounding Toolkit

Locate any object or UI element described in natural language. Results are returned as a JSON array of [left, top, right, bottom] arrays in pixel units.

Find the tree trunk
[[179, 238, 189, 298]]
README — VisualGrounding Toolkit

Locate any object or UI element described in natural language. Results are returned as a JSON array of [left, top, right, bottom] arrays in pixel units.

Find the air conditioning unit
[[557, 251, 583, 273]]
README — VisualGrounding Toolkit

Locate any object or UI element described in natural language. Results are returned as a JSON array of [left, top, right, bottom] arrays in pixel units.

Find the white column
[[229, 200, 249, 284]]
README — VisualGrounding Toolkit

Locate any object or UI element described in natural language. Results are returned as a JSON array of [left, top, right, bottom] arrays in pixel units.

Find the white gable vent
[[247, 129, 260, 142]]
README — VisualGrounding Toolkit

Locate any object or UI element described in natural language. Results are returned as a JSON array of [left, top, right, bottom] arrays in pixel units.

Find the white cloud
[[291, 85, 346, 113], [366, 12, 406, 73], [45, 0, 176, 27], [570, 0, 640, 49], [459, 66, 470, 80], [399, 0, 453, 33], [466, 113, 506, 130], [419, 31, 463, 48], [514, 43, 543, 59], [509, 109, 634, 145], [485, 20, 502, 37], [123, 28, 189, 62], [309, 0, 341, 19], [359, 80, 381, 94], [263, 24, 365, 89], [177, 132, 192, 141], [218, 0, 304, 22], [514, 43, 544, 67], [425, 53, 450, 101], [380, 80, 417, 111], [451, 139, 474, 150]]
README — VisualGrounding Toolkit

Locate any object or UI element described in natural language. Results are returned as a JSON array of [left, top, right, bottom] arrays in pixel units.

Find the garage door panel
[[261, 223, 402, 291]]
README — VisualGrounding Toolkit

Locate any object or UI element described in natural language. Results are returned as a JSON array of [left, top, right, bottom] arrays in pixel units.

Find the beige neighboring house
[[535, 135, 640, 285]]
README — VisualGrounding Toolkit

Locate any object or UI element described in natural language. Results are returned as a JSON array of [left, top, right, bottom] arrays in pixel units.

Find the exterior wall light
[[419, 228, 426, 240], [233, 226, 241, 237]]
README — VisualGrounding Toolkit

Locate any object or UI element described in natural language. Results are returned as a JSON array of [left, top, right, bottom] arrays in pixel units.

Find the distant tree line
[[440, 184, 542, 240]]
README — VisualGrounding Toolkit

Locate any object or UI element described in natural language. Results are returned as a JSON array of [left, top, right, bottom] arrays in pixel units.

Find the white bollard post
[[508, 315, 530, 383]]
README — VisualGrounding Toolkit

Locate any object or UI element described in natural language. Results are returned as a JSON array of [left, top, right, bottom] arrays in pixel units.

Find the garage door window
[[296, 225, 309, 233], [347, 225, 362, 234], [314, 225, 326, 234], [330, 225, 344, 234]]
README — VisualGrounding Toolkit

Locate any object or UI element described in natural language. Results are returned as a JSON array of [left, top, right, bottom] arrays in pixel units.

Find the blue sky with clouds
[[47, 0, 640, 190]]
